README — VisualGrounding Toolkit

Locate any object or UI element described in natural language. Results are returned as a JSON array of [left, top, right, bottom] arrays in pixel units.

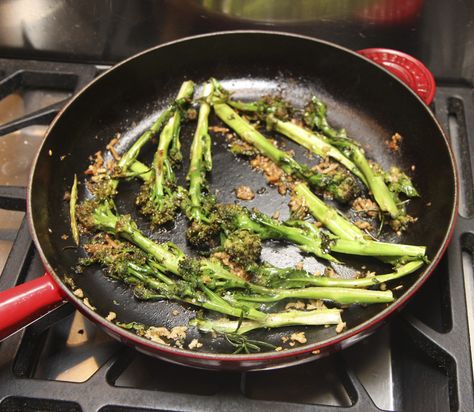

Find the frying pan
[[0, 31, 457, 371]]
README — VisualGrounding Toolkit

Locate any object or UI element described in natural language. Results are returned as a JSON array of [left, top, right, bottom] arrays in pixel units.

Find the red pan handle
[[357, 48, 436, 105], [0, 272, 64, 341]]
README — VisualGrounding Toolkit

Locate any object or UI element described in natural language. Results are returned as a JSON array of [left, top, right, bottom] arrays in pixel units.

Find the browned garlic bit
[[144, 326, 188, 348], [73, 288, 84, 299], [354, 220, 373, 231], [83, 297, 96, 311], [290, 332, 307, 344], [285, 301, 306, 311], [188, 339, 203, 350], [352, 197, 379, 217], [234, 185, 255, 200], [386, 132, 402, 152], [336, 322, 347, 334], [105, 312, 117, 321]]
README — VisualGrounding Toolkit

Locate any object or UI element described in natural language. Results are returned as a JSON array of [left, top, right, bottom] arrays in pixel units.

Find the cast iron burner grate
[[0, 58, 473, 412]]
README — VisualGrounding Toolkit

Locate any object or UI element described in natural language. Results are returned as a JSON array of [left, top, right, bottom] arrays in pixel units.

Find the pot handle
[[357, 48, 436, 105], [0, 272, 64, 341]]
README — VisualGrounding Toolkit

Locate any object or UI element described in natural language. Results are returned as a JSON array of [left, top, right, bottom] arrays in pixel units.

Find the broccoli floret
[[325, 174, 360, 203], [186, 217, 221, 248], [137, 181, 186, 227], [136, 83, 193, 228], [221, 229, 262, 267], [385, 167, 419, 198], [80, 234, 148, 279], [76, 199, 100, 231]]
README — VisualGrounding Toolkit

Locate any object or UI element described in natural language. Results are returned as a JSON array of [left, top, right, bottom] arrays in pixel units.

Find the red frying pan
[[0, 31, 457, 370]]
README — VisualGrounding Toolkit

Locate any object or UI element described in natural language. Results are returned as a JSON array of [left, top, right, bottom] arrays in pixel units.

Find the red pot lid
[[357, 48, 436, 105]]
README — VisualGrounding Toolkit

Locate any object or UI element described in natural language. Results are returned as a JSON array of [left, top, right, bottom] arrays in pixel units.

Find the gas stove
[[0, 1, 473, 411]]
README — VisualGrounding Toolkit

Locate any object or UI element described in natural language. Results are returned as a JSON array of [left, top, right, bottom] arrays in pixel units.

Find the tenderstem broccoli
[[104, 81, 194, 196], [183, 82, 221, 247], [211, 82, 358, 203], [293, 182, 365, 240], [190, 309, 342, 335], [250, 260, 424, 289], [268, 114, 369, 185], [218, 204, 425, 263], [231, 286, 393, 305], [77, 201, 397, 306], [293, 182, 427, 267], [304, 96, 419, 218], [80, 224, 343, 329], [227, 97, 368, 186], [136, 81, 194, 226]]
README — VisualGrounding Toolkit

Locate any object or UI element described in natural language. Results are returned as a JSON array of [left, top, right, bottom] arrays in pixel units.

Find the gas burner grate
[[0, 58, 473, 411]]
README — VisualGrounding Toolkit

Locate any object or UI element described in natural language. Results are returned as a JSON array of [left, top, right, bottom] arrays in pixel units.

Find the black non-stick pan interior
[[30, 32, 456, 354]]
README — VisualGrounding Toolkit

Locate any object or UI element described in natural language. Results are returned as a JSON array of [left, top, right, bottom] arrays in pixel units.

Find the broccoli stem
[[128, 269, 261, 320], [350, 148, 400, 218], [129, 161, 152, 182], [153, 81, 194, 198], [191, 308, 342, 334], [213, 102, 306, 177], [187, 82, 214, 221], [232, 211, 337, 262], [331, 238, 425, 258], [294, 182, 426, 262], [119, 80, 194, 171], [234, 286, 394, 305], [294, 182, 365, 240], [70, 174, 79, 245], [269, 116, 368, 186], [241, 209, 423, 259], [228, 100, 260, 112], [89, 203, 182, 274], [103, 81, 194, 196], [306, 96, 400, 218], [254, 260, 423, 289], [115, 108, 171, 174], [213, 102, 355, 202], [136, 82, 194, 227]]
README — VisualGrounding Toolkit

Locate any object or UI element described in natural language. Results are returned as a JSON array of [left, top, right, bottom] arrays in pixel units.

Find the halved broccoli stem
[[269, 116, 368, 186], [330, 238, 425, 258], [294, 183, 427, 266], [153, 82, 193, 196], [232, 287, 394, 305], [219, 205, 336, 262], [137, 82, 194, 226], [213, 102, 356, 203], [183, 82, 223, 247], [87, 202, 182, 274], [252, 260, 424, 289], [107, 81, 194, 191], [219, 204, 423, 262], [187, 82, 214, 221], [233, 286, 394, 305], [350, 148, 400, 218], [70, 174, 79, 245], [129, 161, 152, 182], [139, 283, 265, 320], [294, 182, 365, 240], [228, 100, 260, 112], [138, 287, 342, 329], [191, 308, 342, 334], [304, 96, 402, 218]]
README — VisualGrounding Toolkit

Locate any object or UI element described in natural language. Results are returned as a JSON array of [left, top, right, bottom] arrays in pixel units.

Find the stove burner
[[0, 58, 472, 411]]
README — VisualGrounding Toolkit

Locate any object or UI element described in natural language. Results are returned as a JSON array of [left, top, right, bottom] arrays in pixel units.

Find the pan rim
[[27, 30, 459, 364]]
